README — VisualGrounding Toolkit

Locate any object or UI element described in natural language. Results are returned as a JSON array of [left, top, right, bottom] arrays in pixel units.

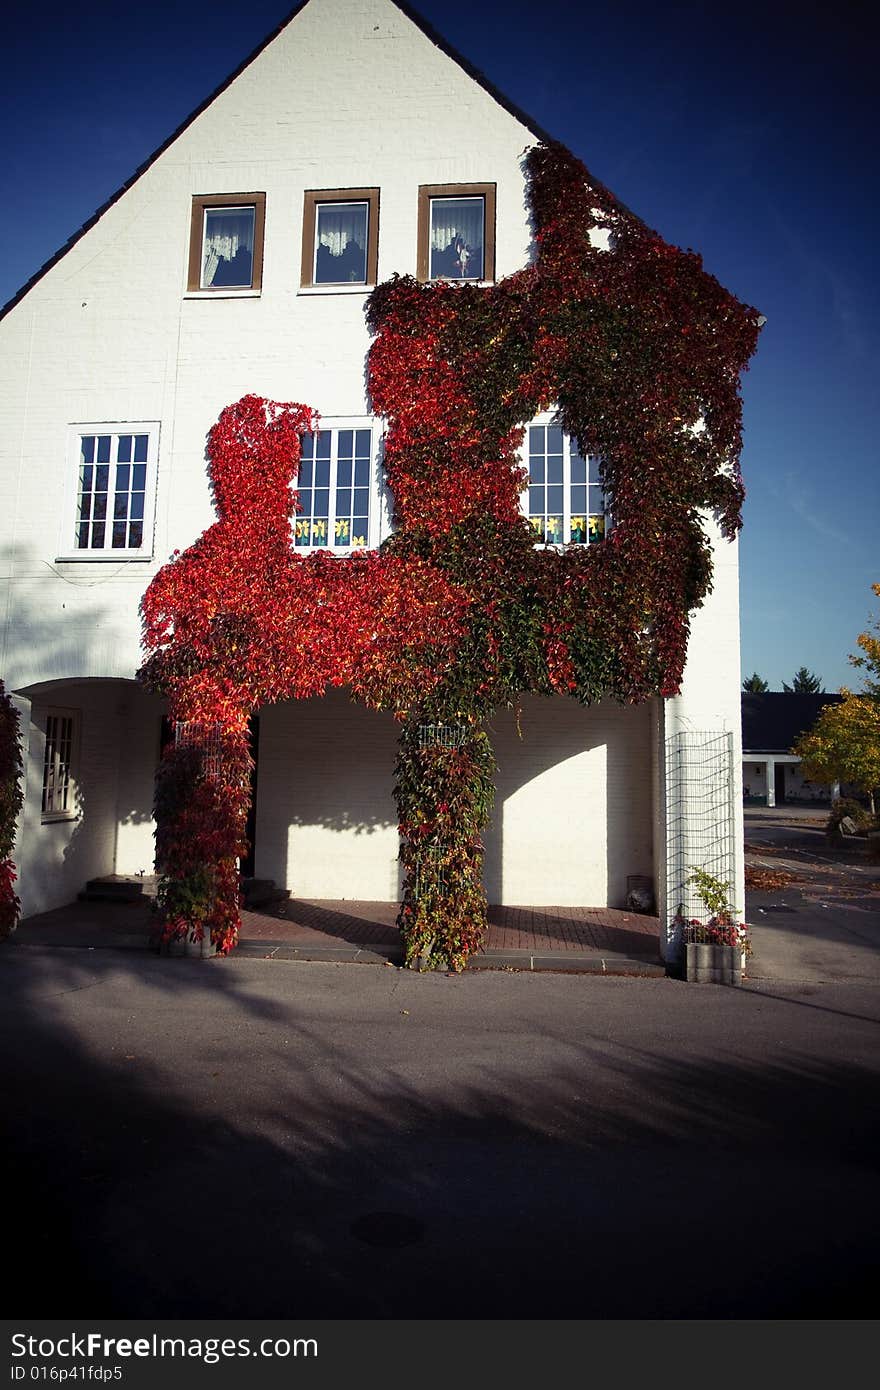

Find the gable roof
[[742, 692, 843, 754], [2, 0, 592, 323]]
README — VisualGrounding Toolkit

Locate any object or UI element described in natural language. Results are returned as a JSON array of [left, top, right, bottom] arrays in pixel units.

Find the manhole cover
[[350, 1211, 425, 1248], [762, 905, 797, 913]]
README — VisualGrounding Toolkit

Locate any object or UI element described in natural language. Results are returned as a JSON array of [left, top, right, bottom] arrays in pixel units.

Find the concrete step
[[79, 875, 287, 910], [79, 875, 158, 903]]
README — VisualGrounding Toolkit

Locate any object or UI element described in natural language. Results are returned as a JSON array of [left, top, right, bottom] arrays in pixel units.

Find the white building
[[0, 0, 746, 955]]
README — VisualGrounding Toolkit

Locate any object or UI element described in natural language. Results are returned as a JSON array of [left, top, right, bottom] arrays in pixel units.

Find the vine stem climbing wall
[[0, 680, 23, 940]]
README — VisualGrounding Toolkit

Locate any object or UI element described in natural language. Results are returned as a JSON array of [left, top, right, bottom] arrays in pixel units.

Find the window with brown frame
[[301, 188, 379, 288], [417, 183, 496, 283], [187, 193, 266, 292]]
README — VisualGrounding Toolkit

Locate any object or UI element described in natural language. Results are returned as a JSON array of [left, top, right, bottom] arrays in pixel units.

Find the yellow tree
[[794, 585, 880, 814], [850, 581, 880, 699], [795, 695, 880, 815]]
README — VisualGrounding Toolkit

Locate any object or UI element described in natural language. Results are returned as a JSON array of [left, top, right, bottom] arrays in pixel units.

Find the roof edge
[[0, 1, 312, 321]]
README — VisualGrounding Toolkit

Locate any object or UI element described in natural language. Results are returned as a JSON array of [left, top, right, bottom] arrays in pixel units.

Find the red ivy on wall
[[141, 141, 760, 969], [0, 680, 23, 939]]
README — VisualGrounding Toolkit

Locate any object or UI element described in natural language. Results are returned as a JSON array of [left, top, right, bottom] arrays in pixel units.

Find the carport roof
[[742, 691, 842, 754]]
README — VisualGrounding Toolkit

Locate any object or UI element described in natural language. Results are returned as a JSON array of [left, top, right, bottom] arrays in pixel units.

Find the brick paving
[[243, 897, 661, 961], [9, 895, 663, 971]]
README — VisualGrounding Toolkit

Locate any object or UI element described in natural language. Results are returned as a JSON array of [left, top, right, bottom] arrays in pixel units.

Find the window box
[[58, 423, 159, 560], [187, 193, 266, 292], [301, 189, 379, 288], [417, 183, 495, 283], [41, 708, 79, 821], [524, 421, 607, 547]]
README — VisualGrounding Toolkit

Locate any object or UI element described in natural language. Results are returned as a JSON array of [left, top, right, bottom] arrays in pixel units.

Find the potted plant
[[678, 868, 751, 985]]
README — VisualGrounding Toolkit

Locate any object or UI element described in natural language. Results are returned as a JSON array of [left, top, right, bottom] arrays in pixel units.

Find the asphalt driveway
[[744, 807, 880, 983]]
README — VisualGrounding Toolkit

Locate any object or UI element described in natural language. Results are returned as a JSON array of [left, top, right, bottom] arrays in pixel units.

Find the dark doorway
[[774, 763, 786, 806]]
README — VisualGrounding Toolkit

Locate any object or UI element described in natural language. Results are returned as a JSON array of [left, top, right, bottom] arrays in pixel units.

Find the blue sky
[[3, 0, 877, 692]]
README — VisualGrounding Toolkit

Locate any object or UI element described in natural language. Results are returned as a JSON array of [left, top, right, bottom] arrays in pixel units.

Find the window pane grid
[[527, 427, 606, 546], [42, 713, 75, 816], [74, 432, 151, 552], [294, 428, 372, 550]]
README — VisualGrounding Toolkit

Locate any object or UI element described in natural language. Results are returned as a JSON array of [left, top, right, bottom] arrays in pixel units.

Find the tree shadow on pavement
[[2, 946, 879, 1319]]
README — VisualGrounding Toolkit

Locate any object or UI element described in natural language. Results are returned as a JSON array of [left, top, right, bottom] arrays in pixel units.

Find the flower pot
[[684, 941, 742, 986]]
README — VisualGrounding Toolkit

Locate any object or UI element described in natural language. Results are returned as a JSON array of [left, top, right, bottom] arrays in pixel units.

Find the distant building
[[742, 692, 843, 806]]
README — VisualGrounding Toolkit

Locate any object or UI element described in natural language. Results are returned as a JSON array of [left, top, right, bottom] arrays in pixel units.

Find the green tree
[[794, 586, 880, 814], [783, 667, 824, 694], [742, 672, 769, 692]]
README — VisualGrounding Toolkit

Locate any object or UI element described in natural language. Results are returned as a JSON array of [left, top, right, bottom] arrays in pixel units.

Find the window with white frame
[[41, 709, 78, 819], [524, 422, 607, 546], [293, 423, 382, 550], [62, 424, 159, 558]]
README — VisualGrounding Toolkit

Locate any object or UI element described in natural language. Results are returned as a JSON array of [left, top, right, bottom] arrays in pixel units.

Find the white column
[[766, 757, 776, 808]]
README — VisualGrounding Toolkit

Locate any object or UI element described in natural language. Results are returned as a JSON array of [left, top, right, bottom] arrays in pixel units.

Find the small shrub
[[680, 867, 751, 956], [826, 797, 871, 839], [681, 917, 752, 957]]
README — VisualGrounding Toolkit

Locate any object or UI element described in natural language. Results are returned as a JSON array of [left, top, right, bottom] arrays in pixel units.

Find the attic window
[[301, 189, 379, 288], [417, 183, 496, 283], [187, 193, 266, 292]]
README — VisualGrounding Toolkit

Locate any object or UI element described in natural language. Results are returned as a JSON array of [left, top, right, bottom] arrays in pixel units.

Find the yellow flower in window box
[[335, 519, 350, 541], [588, 514, 606, 541], [352, 535, 366, 548], [529, 517, 543, 538], [312, 519, 327, 540], [294, 520, 309, 539], [570, 515, 586, 543]]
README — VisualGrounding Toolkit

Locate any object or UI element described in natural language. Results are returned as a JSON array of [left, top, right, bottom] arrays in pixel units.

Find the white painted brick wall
[[488, 696, 654, 907], [255, 690, 402, 901], [660, 521, 745, 943], [255, 690, 653, 907], [18, 682, 128, 916], [114, 686, 166, 876]]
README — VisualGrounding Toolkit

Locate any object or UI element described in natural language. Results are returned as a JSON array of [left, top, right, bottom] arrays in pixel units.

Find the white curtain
[[202, 210, 255, 285], [317, 203, 367, 258], [430, 198, 483, 253]]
